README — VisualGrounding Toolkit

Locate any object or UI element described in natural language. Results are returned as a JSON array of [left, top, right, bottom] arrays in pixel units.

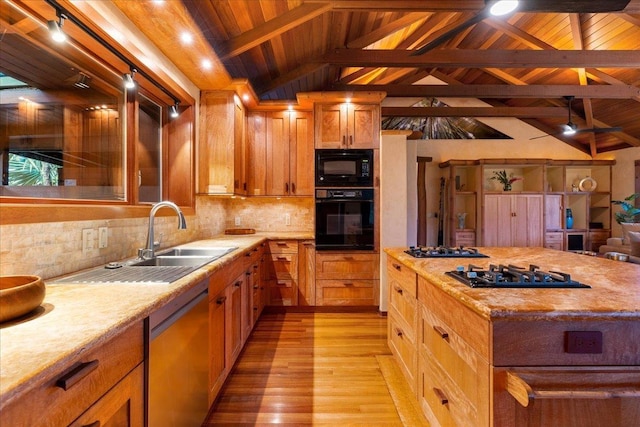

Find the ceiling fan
[[411, 0, 631, 56], [530, 96, 623, 140]]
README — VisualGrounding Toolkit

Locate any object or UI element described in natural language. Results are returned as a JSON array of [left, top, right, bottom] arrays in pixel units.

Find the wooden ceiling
[[111, 0, 640, 156]]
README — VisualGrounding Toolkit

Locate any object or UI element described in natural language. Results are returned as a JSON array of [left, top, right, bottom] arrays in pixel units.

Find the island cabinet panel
[[0, 322, 144, 427], [315, 252, 379, 306], [417, 277, 491, 427], [493, 367, 640, 427], [387, 258, 418, 393]]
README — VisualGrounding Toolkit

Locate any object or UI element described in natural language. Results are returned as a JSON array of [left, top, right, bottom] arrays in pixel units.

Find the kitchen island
[[385, 247, 640, 427]]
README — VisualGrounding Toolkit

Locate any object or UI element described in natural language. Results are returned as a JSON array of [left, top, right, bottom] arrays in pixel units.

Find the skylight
[[0, 73, 29, 89]]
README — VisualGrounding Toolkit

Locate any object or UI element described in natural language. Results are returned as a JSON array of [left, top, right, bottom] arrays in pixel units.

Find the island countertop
[[0, 232, 312, 411], [384, 247, 640, 321]]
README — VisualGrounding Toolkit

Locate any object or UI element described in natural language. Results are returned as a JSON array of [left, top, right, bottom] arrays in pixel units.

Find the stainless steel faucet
[[139, 201, 187, 259]]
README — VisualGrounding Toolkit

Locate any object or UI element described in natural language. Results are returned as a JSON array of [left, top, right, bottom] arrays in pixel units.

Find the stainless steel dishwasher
[[147, 279, 209, 427]]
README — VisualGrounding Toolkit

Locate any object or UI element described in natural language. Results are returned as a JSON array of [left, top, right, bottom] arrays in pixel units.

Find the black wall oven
[[315, 149, 373, 187], [315, 188, 374, 251]]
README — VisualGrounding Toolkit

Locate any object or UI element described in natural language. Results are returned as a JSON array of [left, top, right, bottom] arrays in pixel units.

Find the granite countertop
[[0, 232, 312, 410], [385, 247, 640, 321]]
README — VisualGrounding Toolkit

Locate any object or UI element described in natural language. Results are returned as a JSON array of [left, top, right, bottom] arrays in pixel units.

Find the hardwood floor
[[203, 311, 417, 426]]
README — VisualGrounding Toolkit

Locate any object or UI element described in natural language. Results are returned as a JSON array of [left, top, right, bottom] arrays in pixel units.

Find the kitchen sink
[[50, 246, 238, 284]]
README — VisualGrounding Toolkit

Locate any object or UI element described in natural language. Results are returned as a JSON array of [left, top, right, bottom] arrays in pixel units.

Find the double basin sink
[[51, 246, 238, 285]]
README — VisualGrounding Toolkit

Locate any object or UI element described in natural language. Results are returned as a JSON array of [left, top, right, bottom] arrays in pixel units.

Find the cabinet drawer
[[492, 319, 640, 366], [315, 279, 377, 305], [268, 240, 298, 253], [266, 254, 298, 280], [386, 257, 416, 298], [316, 253, 379, 280], [388, 276, 417, 328], [388, 308, 417, 393], [419, 350, 489, 427], [0, 322, 144, 427], [418, 276, 490, 359], [267, 279, 297, 306]]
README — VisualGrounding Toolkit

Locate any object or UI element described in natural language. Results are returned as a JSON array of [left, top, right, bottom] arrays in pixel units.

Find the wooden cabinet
[[484, 194, 543, 247], [265, 240, 299, 306], [315, 252, 379, 306], [246, 110, 313, 196], [314, 103, 380, 149], [386, 257, 418, 393], [199, 91, 245, 194], [441, 161, 479, 246], [208, 286, 228, 404], [0, 322, 144, 427], [298, 240, 316, 306], [227, 272, 245, 366]]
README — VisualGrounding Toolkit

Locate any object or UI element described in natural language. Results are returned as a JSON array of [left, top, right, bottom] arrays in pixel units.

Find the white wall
[[379, 133, 417, 311]]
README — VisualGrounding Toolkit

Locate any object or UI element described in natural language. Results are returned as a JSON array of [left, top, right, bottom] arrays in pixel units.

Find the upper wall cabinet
[[246, 110, 314, 197], [314, 103, 380, 149], [198, 91, 245, 195]]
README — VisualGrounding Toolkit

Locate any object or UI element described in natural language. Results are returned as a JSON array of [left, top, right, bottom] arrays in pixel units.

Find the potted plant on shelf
[[490, 170, 521, 191], [612, 193, 640, 224]]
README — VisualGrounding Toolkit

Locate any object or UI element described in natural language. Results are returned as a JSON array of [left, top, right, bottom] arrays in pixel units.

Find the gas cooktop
[[405, 246, 489, 258], [446, 264, 590, 288]]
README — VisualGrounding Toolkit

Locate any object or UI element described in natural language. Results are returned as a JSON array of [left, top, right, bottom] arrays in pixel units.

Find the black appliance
[[315, 149, 373, 187], [405, 246, 488, 258], [446, 264, 590, 288], [315, 188, 374, 250]]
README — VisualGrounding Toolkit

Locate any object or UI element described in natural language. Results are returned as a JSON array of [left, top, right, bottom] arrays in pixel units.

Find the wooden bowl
[[0, 275, 46, 323]]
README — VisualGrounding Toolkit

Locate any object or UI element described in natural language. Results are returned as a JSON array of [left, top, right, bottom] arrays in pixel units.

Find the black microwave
[[315, 149, 373, 187]]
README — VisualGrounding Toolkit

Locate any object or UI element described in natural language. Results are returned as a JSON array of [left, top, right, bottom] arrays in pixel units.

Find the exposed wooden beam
[[323, 49, 640, 68], [332, 84, 640, 99], [305, 1, 484, 11], [382, 106, 568, 118], [217, 3, 332, 60]]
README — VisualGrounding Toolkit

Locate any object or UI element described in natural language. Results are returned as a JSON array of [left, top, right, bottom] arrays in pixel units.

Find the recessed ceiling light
[[180, 32, 193, 44], [242, 94, 249, 102], [201, 59, 212, 70], [488, 0, 519, 16]]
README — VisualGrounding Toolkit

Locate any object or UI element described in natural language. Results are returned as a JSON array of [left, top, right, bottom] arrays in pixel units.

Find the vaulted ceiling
[[112, 0, 640, 156]]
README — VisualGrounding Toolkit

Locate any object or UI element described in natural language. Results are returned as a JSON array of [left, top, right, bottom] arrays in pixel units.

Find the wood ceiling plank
[[333, 84, 640, 98], [347, 12, 426, 48], [218, 3, 331, 60], [382, 107, 568, 118], [323, 49, 640, 68]]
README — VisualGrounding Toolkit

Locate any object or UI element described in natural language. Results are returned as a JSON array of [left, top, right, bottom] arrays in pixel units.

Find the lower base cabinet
[[315, 252, 379, 306]]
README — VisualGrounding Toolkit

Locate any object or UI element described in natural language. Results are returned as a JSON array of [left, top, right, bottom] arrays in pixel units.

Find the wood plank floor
[[203, 311, 417, 426]]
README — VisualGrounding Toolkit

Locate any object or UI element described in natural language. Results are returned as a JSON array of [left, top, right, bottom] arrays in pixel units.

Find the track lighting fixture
[[562, 96, 577, 135], [487, 0, 519, 16], [170, 102, 180, 119], [123, 69, 137, 89], [47, 12, 67, 43]]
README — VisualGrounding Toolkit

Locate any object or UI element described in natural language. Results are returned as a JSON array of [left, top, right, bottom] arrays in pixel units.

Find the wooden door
[[315, 103, 347, 148], [545, 194, 563, 230], [348, 104, 380, 149], [227, 274, 244, 366], [297, 240, 316, 306], [209, 289, 227, 402], [233, 96, 246, 194], [484, 195, 513, 246], [246, 112, 267, 195], [289, 111, 314, 196], [266, 111, 290, 195]]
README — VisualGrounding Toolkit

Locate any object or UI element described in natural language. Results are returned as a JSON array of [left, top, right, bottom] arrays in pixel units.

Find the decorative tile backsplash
[[0, 196, 314, 280]]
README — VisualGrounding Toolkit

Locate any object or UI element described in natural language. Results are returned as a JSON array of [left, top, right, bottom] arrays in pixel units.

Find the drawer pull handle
[[245, 252, 251, 257], [392, 263, 402, 271], [216, 296, 227, 305], [344, 282, 354, 286], [276, 242, 288, 246], [433, 387, 449, 405], [394, 286, 403, 295], [246, 272, 251, 276], [56, 359, 99, 391], [81, 422, 101, 427], [234, 281, 242, 287], [395, 328, 403, 337], [254, 285, 259, 289], [433, 325, 449, 339], [505, 371, 640, 408]]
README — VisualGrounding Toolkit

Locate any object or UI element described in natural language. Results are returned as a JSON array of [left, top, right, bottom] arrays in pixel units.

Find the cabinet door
[[227, 274, 244, 366], [484, 195, 513, 246], [266, 111, 290, 195], [233, 96, 246, 194], [315, 103, 347, 148], [290, 111, 314, 196], [349, 104, 380, 149], [209, 289, 227, 402], [545, 194, 563, 230], [513, 195, 543, 247], [246, 112, 267, 195], [298, 240, 316, 306]]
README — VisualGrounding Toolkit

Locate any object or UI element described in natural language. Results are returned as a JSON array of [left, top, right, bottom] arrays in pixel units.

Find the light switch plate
[[98, 227, 108, 249]]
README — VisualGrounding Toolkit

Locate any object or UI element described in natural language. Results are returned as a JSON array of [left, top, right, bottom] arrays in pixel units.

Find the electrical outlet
[[235, 216, 241, 226], [565, 331, 603, 354], [98, 227, 108, 249], [82, 229, 95, 254], [285, 213, 291, 226]]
